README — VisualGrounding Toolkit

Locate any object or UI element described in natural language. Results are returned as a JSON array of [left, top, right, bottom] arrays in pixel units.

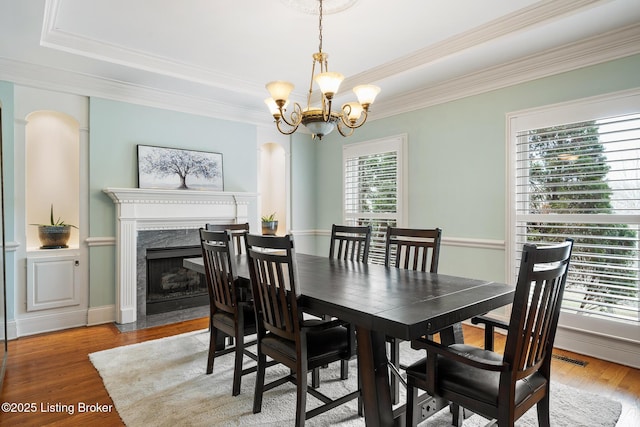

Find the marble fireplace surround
[[104, 188, 257, 324]]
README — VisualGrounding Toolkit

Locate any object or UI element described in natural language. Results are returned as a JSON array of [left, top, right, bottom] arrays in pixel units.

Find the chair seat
[[213, 304, 257, 332], [261, 320, 350, 366], [406, 344, 547, 407]]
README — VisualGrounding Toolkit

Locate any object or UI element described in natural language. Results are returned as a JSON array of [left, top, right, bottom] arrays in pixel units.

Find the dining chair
[[206, 222, 250, 348], [328, 223, 372, 380], [405, 239, 574, 427], [246, 233, 361, 427], [206, 222, 250, 254], [199, 228, 258, 396], [329, 224, 372, 263], [384, 226, 442, 404]]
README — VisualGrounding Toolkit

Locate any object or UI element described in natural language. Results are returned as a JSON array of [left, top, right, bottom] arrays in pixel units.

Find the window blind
[[344, 149, 400, 264], [515, 113, 640, 324]]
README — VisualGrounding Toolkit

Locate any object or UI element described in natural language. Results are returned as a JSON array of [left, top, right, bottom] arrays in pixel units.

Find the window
[[343, 135, 407, 264], [508, 90, 640, 341]]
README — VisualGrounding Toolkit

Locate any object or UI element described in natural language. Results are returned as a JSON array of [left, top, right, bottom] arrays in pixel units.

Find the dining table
[[184, 252, 514, 427]]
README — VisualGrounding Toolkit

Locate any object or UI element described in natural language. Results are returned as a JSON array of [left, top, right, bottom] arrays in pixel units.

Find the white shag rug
[[90, 330, 622, 426]]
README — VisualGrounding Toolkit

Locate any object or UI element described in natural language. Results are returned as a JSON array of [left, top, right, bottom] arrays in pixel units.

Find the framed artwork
[[137, 145, 224, 191]]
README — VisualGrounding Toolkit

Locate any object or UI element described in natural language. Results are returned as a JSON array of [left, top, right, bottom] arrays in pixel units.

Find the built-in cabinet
[[26, 250, 80, 312], [14, 86, 89, 336]]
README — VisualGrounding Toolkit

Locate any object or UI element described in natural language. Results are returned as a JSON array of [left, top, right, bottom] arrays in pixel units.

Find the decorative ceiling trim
[[280, 0, 359, 15], [0, 57, 269, 125], [2, 24, 638, 127], [372, 23, 640, 120], [319, 0, 606, 91], [40, 0, 263, 97], [40, 0, 606, 103]]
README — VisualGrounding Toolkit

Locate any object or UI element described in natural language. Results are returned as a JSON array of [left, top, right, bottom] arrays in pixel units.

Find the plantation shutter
[[343, 136, 406, 264], [514, 113, 640, 325]]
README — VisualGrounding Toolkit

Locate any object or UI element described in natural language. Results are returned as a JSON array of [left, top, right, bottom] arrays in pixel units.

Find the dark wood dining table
[[184, 253, 514, 427]]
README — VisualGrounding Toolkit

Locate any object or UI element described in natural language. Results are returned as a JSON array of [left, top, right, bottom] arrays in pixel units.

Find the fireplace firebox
[[146, 245, 208, 315]]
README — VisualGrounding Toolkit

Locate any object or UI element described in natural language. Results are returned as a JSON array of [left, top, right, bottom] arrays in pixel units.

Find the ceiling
[[1, 0, 639, 126]]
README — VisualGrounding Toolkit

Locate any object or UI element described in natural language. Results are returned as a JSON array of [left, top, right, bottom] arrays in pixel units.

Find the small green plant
[[261, 212, 277, 222], [32, 204, 78, 228]]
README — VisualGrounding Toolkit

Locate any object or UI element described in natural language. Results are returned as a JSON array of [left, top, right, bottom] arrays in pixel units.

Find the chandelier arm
[[278, 102, 303, 127], [275, 118, 300, 135], [336, 121, 355, 137], [339, 108, 369, 129]]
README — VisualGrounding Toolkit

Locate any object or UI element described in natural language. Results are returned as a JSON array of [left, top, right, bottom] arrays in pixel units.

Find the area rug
[[90, 330, 622, 426]]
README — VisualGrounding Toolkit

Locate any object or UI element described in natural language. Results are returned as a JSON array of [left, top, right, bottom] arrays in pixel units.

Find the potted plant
[[32, 204, 77, 249], [261, 212, 278, 235]]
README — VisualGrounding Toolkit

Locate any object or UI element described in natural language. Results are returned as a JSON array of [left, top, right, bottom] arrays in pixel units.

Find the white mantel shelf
[[104, 187, 257, 324], [104, 187, 257, 204]]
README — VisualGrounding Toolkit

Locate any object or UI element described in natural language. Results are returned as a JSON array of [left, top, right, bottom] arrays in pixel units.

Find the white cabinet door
[[27, 253, 80, 311]]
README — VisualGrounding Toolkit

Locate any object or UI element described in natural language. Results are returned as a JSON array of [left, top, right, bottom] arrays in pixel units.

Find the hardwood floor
[[0, 319, 638, 426]]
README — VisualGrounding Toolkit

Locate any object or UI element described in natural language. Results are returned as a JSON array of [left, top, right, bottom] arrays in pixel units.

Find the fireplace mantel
[[104, 187, 257, 323]]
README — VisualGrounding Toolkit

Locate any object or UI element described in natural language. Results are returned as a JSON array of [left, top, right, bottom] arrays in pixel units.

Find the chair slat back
[[206, 222, 250, 254], [246, 234, 300, 342], [329, 224, 372, 263], [504, 240, 574, 379], [384, 227, 442, 273], [200, 229, 239, 314]]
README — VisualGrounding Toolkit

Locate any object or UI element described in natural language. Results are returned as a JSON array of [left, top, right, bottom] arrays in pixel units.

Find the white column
[[116, 217, 138, 323]]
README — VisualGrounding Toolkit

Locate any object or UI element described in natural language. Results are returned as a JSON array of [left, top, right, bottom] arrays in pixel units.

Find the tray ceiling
[[1, 0, 639, 124]]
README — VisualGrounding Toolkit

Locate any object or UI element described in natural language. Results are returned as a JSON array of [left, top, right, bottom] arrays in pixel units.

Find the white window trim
[[342, 134, 408, 228], [505, 88, 640, 367]]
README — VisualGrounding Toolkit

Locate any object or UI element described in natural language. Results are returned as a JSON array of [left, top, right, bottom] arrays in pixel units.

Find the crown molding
[[0, 56, 270, 125], [341, 0, 605, 89], [41, 0, 263, 97], [1, 23, 638, 127], [371, 23, 640, 120]]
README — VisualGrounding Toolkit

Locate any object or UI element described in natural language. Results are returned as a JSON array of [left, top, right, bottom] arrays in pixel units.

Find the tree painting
[[138, 145, 223, 190]]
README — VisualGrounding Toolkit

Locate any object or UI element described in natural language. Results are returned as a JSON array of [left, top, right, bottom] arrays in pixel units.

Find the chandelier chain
[[318, 0, 323, 53]]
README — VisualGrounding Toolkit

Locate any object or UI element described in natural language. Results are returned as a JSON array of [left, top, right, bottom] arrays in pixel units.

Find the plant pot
[[38, 225, 71, 249], [261, 221, 278, 235]]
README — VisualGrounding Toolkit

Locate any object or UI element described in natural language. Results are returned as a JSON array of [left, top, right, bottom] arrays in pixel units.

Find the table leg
[[357, 325, 394, 427]]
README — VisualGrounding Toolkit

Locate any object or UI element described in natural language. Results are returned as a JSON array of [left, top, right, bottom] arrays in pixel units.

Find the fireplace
[[104, 187, 257, 324], [146, 246, 207, 315], [136, 228, 204, 319]]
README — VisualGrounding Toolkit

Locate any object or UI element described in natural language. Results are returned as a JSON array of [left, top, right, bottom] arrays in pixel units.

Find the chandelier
[[264, 0, 380, 140]]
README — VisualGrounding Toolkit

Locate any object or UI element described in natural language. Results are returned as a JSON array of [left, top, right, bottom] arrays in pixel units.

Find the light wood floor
[[0, 319, 638, 426]]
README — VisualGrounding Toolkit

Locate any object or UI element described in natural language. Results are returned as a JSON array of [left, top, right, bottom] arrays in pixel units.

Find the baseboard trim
[[87, 305, 116, 326], [5, 320, 18, 341], [16, 309, 89, 337], [554, 326, 640, 369]]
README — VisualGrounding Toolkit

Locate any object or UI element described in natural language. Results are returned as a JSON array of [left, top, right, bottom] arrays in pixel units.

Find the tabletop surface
[[185, 253, 514, 340]]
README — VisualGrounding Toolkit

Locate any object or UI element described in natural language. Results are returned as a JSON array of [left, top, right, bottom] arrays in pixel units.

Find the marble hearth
[[104, 187, 257, 324]]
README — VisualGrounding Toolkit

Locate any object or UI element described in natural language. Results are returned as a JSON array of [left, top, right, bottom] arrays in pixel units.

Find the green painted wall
[[0, 81, 15, 320], [313, 54, 640, 282], [88, 98, 258, 306], [1, 54, 639, 316], [290, 131, 317, 254]]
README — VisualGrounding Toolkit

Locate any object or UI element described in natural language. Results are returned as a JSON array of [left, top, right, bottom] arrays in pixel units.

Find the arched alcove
[[25, 110, 80, 249], [260, 142, 286, 235]]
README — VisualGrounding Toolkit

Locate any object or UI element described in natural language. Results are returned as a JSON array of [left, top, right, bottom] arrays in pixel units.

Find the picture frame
[[137, 145, 224, 191]]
